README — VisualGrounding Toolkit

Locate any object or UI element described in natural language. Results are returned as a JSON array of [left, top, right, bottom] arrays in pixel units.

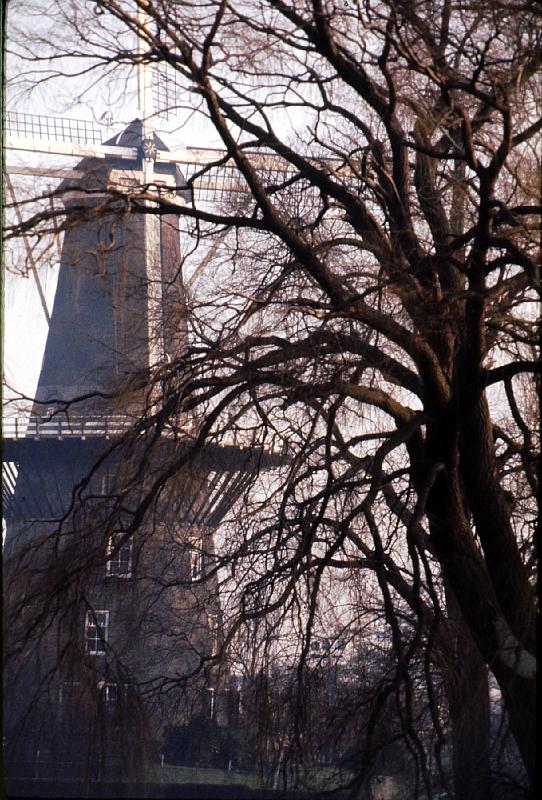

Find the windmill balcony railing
[[3, 414, 136, 440], [2, 414, 287, 455]]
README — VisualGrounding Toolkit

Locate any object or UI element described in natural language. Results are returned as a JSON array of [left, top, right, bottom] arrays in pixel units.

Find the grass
[[147, 762, 356, 792], [148, 763, 261, 788]]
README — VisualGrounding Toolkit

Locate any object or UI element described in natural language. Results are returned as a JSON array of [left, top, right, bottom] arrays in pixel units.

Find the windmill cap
[[103, 118, 169, 152]]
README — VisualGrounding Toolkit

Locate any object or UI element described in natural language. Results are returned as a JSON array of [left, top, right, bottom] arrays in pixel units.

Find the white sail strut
[[137, 2, 165, 380]]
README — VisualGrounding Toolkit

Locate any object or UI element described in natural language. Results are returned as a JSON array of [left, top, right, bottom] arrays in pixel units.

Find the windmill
[[2, 6, 286, 786], [4, 0, 303, 349], [6, 3, 185, 364]]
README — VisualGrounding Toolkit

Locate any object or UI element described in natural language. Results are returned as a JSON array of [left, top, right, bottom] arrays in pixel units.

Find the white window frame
[[206, 687, 216, 720], [105, 683, 117, 705], [207, 611, 219, 656], [105, 533, 132, 578], [97, 681, 118, 705], [85, 609, 109, 655], [188, 538, 202, 581]]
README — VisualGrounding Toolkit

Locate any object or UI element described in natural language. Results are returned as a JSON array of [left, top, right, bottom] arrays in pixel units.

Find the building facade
[[3, 122, 243, 783]]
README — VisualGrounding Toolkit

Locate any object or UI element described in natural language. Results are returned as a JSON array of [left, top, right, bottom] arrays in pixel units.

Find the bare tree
[[3, 0, 540, 797]]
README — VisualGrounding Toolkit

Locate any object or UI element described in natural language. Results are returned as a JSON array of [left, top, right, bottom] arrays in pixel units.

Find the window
[[207, 611, 219, 656], [206, 687, 216, 720], [105, 683, 117, 705], [188, 538, 202, 581], [97, 681, 118, 706], [106, 533, 132, 577], [85, 610, 109, 655], [309, 638, 331, 657]]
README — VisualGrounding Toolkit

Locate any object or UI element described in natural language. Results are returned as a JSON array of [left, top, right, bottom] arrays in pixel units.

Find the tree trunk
[[445, 589, 492, 800], [425, 406, 536, 783]]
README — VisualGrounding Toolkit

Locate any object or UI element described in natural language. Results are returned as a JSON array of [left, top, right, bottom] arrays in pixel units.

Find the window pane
[[106, 533, 132, 577], [86, 610, 108, 655]]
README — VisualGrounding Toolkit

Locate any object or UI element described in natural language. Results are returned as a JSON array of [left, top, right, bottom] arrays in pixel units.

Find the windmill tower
[[2, 11, 277, 787]]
